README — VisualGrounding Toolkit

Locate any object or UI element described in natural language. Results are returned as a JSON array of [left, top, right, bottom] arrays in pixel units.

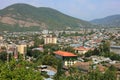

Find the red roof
[[54, 50, 77, 57], [74, 46, 90, 51]]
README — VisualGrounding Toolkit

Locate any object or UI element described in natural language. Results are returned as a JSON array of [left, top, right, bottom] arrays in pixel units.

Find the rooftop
[[74, 46, 90, 51], [54, 50, 77, 57]]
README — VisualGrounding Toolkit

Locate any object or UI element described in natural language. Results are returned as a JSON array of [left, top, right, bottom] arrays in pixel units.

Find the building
[[54, 50, 77, 66], [17, 44, 27, 55], [6, 44, 18, 59], [110, 46, 120, 55], [0, 36, 3, 40], [74, 46, 91, 54], [44, 35, 57, 44]]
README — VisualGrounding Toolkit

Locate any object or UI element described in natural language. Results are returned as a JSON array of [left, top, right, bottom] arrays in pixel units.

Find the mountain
[[0, 3, 94, 31], [91, 14, 120, 27]]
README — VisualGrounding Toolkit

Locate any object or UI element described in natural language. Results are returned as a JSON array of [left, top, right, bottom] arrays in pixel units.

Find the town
[[0, 28, 120, 80]]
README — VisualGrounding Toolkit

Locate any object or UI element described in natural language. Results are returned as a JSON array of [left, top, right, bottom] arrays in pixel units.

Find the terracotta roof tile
[[54, 50, 77, 57], [74, 46, 90, 51]]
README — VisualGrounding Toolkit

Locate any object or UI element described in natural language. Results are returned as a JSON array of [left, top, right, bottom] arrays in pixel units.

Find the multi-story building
[[17, 44, 27, 55], [54, 50, 77, 66], [44, 35, 57, 44]]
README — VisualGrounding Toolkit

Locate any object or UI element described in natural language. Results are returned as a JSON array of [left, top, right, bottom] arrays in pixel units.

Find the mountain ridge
[[91, 14, 120, 27], [0, 3, 95, 31]]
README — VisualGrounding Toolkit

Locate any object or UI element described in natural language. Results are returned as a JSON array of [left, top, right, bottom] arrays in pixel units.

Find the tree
[[0, 58, 43, 80], [109, 65, 117, 71], [103, 69, 116, 80], [0, 51, 7, 62], [34, 36, 44, 47], [63, 46, 75, 53], [32, 50, 42, 58], [85, 50, 93, 57], [54, 60, 63, 80], [101, 40, 110, 53], [88, 69, 103, 80], [110, 52, 120, 61], [42, 55, 58, 68]]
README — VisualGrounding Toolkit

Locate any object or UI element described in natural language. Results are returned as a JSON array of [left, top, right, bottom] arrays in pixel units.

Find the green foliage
[[26, 46, 33, 57], [26, 46, 43, 58], [0, 23, 41, 32], [85, 50, 94, 57], [0, 51, 7, 62], [61, 67, 117, 80], [109, 52, 120, 61], [101, 40, 110, 53], [0, 59, 43, 80], [41, 71, 49, 78], [31, 50, 42, 58], [85, 40, 120, 61], [43, 44, 60, 54], [109, 65, 117, 71], [88, 69, 102, 80], [63, 46, 75, 53], [63, 67, 88, 80], [54, 60, 63, 80], [91, 14, 120, 28], [42, 55, 59, 68], [34, 36, 44, 47], [103, 68, 116, 80]]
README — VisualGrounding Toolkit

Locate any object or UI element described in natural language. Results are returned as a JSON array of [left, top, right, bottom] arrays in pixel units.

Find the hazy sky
[[0, 0, 120, 20]]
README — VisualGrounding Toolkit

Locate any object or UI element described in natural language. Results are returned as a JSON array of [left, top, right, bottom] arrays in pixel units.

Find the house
[[74, 46, 91, 54], [54, 50, 77, 66]]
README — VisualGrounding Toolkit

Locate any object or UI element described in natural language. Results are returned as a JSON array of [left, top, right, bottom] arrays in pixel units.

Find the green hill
[[91, 14, 120, 28], [0, 3, 94, 31]]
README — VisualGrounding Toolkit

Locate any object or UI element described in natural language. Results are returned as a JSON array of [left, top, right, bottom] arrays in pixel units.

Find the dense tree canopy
[[0, 59, 43, 80]]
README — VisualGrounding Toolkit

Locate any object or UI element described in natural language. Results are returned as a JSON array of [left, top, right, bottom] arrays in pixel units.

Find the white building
[[54, 50, 77, 66], [44, 35, 57, 44]]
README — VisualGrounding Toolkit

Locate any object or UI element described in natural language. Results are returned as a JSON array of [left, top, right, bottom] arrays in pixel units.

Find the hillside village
[[0, 28, 120, 80]]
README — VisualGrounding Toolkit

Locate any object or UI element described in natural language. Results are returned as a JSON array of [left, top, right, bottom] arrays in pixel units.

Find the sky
[[0, 0, 120, 21]]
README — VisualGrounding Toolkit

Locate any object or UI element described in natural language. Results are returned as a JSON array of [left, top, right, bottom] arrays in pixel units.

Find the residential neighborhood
[[0, 28, 120, 80], [0, 1, 120, 80]]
